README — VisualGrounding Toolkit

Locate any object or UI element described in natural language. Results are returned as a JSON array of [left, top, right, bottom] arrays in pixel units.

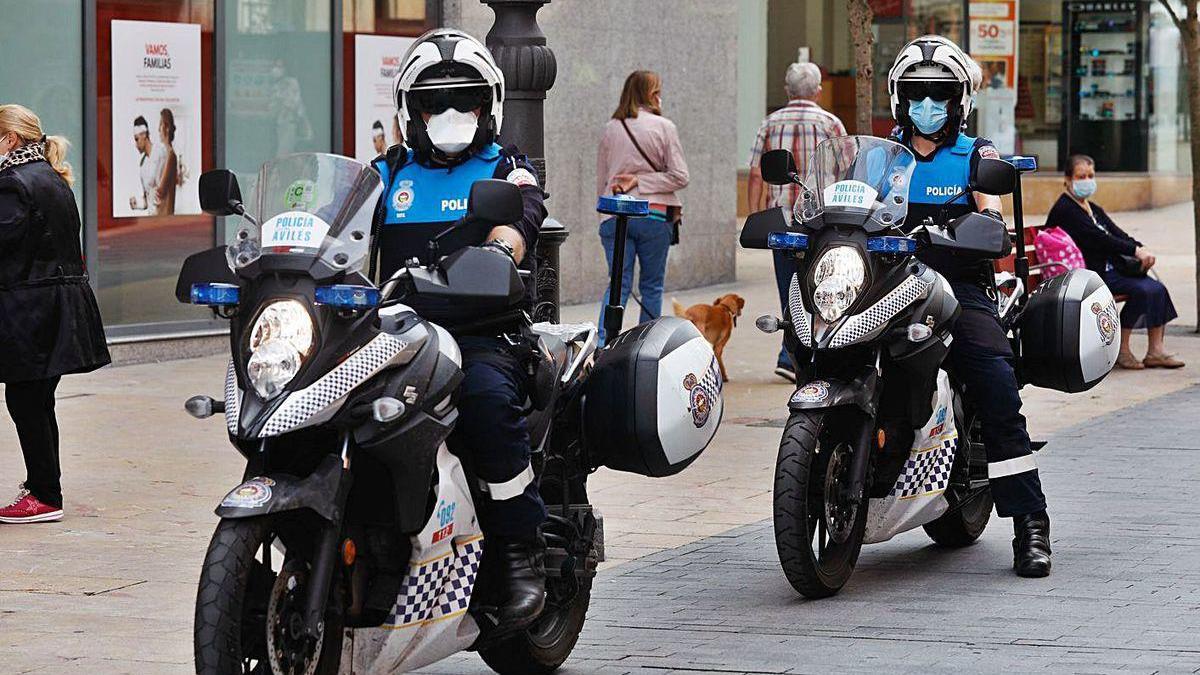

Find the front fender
[[215, 454, 346, 523], [789, 369, 878, 416]]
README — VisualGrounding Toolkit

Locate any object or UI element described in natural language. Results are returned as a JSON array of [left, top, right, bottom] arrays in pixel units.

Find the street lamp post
[[480, 0, 567, 323]]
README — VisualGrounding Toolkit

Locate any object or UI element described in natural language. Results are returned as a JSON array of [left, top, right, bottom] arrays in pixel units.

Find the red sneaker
[[0, 485, 63, 524]]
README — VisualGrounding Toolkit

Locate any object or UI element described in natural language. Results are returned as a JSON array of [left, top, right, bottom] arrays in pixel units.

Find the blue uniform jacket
[[371, 143, 547, 325]]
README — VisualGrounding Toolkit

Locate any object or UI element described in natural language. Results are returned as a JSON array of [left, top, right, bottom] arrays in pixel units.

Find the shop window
[[0, 0, 84, 206], [225, 0, 333, 197], [96, 0, 216, 330], [342, 0, 435, 162]]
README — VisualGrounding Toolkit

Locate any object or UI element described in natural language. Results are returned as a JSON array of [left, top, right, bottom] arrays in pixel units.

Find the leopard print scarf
[[0, 140, 46, 174]]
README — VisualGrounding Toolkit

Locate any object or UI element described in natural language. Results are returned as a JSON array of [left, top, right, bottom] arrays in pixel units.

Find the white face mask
[[425, 109, 479, 155]]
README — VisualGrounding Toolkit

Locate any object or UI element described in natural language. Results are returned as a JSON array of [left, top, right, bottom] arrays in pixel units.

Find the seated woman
[[1046, 154, 1183, 370]]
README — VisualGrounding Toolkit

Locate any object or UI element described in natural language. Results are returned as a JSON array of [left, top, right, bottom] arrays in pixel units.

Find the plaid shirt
[[749, 99, 847, 209]]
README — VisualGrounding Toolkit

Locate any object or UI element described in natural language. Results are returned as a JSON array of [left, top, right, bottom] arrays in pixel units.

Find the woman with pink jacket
[[595, 70, 689, 342]]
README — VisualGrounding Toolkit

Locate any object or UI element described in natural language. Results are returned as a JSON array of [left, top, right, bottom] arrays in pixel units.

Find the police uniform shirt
[[897, 130, 1001, 287], [372, 142, 546, 318]]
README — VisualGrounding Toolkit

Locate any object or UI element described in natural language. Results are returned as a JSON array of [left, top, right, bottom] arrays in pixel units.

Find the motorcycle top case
[[585, 317, 722, 477], [1019, 268, 1119, 393]]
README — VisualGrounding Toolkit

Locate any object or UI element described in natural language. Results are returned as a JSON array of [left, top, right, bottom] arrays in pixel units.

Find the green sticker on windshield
[[283, 180, 317, 211]]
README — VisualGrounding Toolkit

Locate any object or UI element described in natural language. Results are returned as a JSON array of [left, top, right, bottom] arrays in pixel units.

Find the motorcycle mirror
[[972, 158, 1018, 196], [199, 169, 244, 216], [467, 179, 524, 225], [740, 206, 789, 250], [761, 149, 800, 186]]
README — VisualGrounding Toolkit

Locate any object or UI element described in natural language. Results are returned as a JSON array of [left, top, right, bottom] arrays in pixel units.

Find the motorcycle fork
[[844, 413, 877, 507], [302, 433, 354, 641]]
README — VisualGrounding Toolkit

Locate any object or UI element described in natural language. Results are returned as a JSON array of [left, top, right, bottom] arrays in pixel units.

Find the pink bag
[[1034, 226, 1086, 280]]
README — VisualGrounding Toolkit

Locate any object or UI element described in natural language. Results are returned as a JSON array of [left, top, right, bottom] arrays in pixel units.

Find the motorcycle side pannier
[[585, 317, 722, 477], [1019, 268, 1119, 393]]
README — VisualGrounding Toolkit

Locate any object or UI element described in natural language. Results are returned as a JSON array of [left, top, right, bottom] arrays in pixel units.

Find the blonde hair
[[0, 104, 74, 186], [612, 70, 662, 120]]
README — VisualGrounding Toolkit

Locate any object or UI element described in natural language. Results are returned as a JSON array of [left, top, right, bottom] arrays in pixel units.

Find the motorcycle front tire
[[194, 517, 343, 675], [773, 410, 868, 599], [478, 578, 591, 675]]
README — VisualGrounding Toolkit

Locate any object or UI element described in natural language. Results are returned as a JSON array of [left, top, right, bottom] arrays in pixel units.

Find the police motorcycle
[[741, 136, 1118, 599], [176, 153, 722, 674]]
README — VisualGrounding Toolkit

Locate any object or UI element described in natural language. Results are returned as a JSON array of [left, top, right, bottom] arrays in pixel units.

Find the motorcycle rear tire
[[478, 578, 591, 675], [923, 488, 994, 547], [194, 517, 343, 675], [773, 410, 868, 599]]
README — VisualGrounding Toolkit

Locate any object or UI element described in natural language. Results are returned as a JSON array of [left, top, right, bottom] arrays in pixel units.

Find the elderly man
[[748, 62, 847, 382]]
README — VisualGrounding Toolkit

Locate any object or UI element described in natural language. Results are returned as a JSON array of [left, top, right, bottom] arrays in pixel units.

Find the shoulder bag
[[619, 119, 682, 245]]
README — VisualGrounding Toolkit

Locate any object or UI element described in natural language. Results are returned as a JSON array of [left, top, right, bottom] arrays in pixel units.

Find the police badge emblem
[[393, 179, 415, 213], [1091, 301, 1117, 346]]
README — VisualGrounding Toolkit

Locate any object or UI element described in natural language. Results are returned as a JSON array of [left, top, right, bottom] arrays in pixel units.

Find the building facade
[[737, 0, 1192, 216], [2, 0, 739, 341]]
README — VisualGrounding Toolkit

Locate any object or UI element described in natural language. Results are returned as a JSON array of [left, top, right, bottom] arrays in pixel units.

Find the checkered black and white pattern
[[387, 538, 483, 628], [223, 360, 240, 436], [788, 276, 812, 347], [891, 437, 956, 499], [700, 355, 723, 397], [259, 332, 409, 437]]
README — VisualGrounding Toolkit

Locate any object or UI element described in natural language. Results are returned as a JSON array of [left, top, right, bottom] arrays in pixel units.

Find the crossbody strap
[[619, 119, 665, 173]]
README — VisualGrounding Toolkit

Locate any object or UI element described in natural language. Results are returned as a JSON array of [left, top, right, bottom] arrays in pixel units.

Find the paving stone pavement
[[418, 384, 1200, 674]]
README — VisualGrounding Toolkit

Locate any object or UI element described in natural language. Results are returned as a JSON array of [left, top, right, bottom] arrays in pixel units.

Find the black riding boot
[[495, 534, 546, 628], [1013, 511, 1052, 578]]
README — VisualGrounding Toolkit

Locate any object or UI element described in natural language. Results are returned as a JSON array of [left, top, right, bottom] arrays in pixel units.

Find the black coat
[[0, 159, 110, 382], [1045, 193, 1141, 274]]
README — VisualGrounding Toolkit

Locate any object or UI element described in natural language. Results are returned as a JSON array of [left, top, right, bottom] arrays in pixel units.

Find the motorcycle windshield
[[796, 136, 916, 230], [227, 153, 383, 275]]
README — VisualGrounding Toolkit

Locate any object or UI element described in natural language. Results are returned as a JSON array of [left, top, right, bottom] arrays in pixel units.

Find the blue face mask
[[908, 97, 949, 135], [1071, 178, 1096, 199]]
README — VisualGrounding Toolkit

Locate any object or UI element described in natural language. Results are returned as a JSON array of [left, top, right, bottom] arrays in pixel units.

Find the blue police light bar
[[596, 194, 650, 217], [1004, 155, 1038, 172], [314, 284, 381, 309], [767, 232, 810, 251], [191, 283, 240, 306], [866, 236, 918, 254]]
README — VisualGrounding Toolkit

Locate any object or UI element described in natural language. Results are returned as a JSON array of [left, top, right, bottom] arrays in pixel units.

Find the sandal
[[1115, 352, 1144, 370], [1143, 353, 1186, 369]]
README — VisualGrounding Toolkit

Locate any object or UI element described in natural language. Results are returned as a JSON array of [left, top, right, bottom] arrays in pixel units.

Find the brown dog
[[672, 293, 745, 381]]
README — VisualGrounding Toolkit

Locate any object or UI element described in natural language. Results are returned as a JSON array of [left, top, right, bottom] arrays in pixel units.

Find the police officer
[[887, 36, 1052, 577], [373, 28, 548, 626]]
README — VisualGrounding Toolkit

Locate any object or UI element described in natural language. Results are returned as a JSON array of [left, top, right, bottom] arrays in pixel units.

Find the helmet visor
[[898, 80, 962, 104], [407, 86, 491, 115]]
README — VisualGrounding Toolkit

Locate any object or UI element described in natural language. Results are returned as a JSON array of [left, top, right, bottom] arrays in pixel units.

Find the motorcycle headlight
[[810, 247, 867, 323], [246, 300, 315, 399]]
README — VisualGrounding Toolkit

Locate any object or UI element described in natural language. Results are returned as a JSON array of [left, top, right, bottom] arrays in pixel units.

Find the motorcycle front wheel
[[773, 410, 869, 599], [194, 517, 343, 675]]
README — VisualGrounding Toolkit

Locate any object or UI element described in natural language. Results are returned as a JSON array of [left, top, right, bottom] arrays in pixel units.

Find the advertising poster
[[111, 20, 203, 218], [354, 34, 416, 162], [970, 0, 1019, 153]]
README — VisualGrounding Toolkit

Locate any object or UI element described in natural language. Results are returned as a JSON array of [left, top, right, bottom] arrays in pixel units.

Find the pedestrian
[[0, 104, 110, 524], [747, 61, 847, 383], [595, 70, 689, 343], [1047, 154, 1183, 369]]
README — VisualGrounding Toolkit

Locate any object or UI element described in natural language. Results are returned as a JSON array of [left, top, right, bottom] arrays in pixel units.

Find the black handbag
[[1113, 254, 1147, 278], [619, 119, 682, 245]]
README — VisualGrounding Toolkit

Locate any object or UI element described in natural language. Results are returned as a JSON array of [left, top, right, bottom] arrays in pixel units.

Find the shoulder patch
[[506, 167, 538, 188], [978, 145, 1000, 160]]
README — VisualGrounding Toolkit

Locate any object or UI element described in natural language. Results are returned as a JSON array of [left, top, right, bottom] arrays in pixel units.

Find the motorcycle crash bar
[[314, 284, 381, 309], [190, 282, 240, 306]]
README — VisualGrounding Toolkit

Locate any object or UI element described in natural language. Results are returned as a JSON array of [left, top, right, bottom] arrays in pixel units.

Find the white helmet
[[887, 35, 976, 135], [394, 28, 505, 163]]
